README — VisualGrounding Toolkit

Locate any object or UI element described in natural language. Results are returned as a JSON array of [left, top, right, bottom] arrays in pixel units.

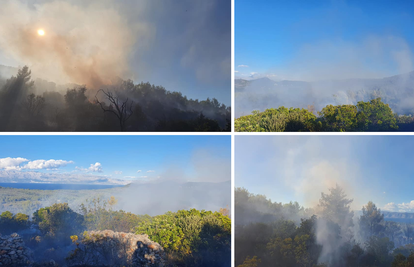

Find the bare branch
[[95, 89, 134, 131]]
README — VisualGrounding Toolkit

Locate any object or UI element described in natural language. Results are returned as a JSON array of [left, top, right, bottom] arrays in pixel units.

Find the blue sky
[[0, 135, 231, 185], [236, 135, 414, 212], [236, 0, 414, 80]]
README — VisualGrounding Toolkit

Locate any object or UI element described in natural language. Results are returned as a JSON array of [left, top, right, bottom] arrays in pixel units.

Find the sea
[[0, 183, 125, 190]]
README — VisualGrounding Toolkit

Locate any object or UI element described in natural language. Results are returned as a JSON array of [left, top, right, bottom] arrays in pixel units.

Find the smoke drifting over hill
[[236, 135, 414, 266], [235, 71, 414, 118], [0, 0, 231, 105], [0, 1, 231, 132], [0, 1, 142, 89]]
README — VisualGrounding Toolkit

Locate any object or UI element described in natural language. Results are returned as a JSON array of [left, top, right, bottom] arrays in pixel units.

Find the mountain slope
[[235, 71, 414, 118]]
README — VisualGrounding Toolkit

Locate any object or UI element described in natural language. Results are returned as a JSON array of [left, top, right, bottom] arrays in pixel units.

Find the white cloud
[[137, 170, 142, 173], [25, 159, 73, 170], [140, 176, 148, 178], [124, 176, 136, 179], [147, 170, 155, 173], [0, 157, 28, 170], [88, 162, 102, 173], [234, 70, 239, 73], [114, 170, 123, 175], [384, 201, 414, 212], [238, 65, 249, 68], [384, 202, 398, 211]]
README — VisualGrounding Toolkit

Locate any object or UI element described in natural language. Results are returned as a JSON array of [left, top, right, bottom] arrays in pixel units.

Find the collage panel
[[235, 0, 414, 132], [235, 135, 414, 267], [0, 0, 231, 132], [3, 0, 414, 266], [0, 135, 231, 266]]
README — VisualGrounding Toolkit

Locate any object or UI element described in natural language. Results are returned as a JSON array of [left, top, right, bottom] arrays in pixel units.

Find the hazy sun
[[37, 29, 45, 36]]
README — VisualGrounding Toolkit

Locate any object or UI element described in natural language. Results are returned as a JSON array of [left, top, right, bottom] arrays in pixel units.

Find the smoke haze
[[0, 1, 144, 89], [0, 0, 231, 104]]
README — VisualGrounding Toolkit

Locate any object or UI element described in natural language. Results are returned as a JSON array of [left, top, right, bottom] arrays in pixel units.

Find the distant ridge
[[235, 70, 414, 118], [383, 211, 414, 223], [355, 210, 414, 223], [0, 64, 18, 78]]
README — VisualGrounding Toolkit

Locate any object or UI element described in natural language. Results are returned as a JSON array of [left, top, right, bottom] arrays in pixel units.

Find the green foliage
[[80, 197, 151, 233], [236, 216, 321, 267], [135, 209, 231, 266], [393, 244, 414, 258], [392, 252, 414, 267], [235, 187, 310, 226], [359, 201, 385, 240], [235, 187, 414, 267], [238, 256, 261, 267], [363, 236, 395, 266], [1, 198, 230, 267], [236, 98, 400, 132], [0, 185, 127, 215], [318, 184, 354, 234], [355, 98, 398, 131], [235, 107, 318, 132], [33, 203, 84, 243], [0, 211, 29, 234], [0, 210, 13, 220]]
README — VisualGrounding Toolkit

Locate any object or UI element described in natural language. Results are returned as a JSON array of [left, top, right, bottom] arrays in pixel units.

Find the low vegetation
[[0, 197, 231, 266], [235, 98, 413, 132]]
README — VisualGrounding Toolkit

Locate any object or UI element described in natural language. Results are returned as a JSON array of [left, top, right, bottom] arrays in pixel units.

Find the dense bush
[[235, 107, 318, 132], [236, 98, 402, 132], [0, 210, 29, 234], [32, 203, 85, 244], [135, 209, 231, 267], [1, 199, 231, 267]]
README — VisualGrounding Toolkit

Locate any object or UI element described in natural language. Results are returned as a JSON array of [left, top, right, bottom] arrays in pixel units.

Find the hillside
[[0, 64, 17, 79], [235, 187, 414, 267], [235, 71, 414, 118], [0, 66, 231, 132], [383, 211, 414, 223], [0, 181, 231, 216], [0, 202, 231, 266]]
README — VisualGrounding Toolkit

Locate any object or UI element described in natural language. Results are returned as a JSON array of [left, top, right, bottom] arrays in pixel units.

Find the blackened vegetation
[[0, 197, 231, 266], [0, 66, 230, 132], [235, 187, 414, 267]]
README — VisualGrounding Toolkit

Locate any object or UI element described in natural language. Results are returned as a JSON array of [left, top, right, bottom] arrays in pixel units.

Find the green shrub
[[236, 98, 399, 132], [235, 107, 318, 132], [135, 209, 231, 266]]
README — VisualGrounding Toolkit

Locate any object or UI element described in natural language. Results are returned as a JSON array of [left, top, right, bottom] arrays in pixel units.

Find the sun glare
[[37, 29, 45, 36]]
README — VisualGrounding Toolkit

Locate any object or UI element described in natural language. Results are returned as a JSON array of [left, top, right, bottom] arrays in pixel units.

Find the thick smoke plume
[[0, 0, 146, 89]]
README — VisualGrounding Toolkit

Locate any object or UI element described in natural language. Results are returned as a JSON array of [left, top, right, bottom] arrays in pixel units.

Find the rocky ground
[[67, 230, 165, 266], [1, 231, 165, 266], [0, 233, 33, 266]]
